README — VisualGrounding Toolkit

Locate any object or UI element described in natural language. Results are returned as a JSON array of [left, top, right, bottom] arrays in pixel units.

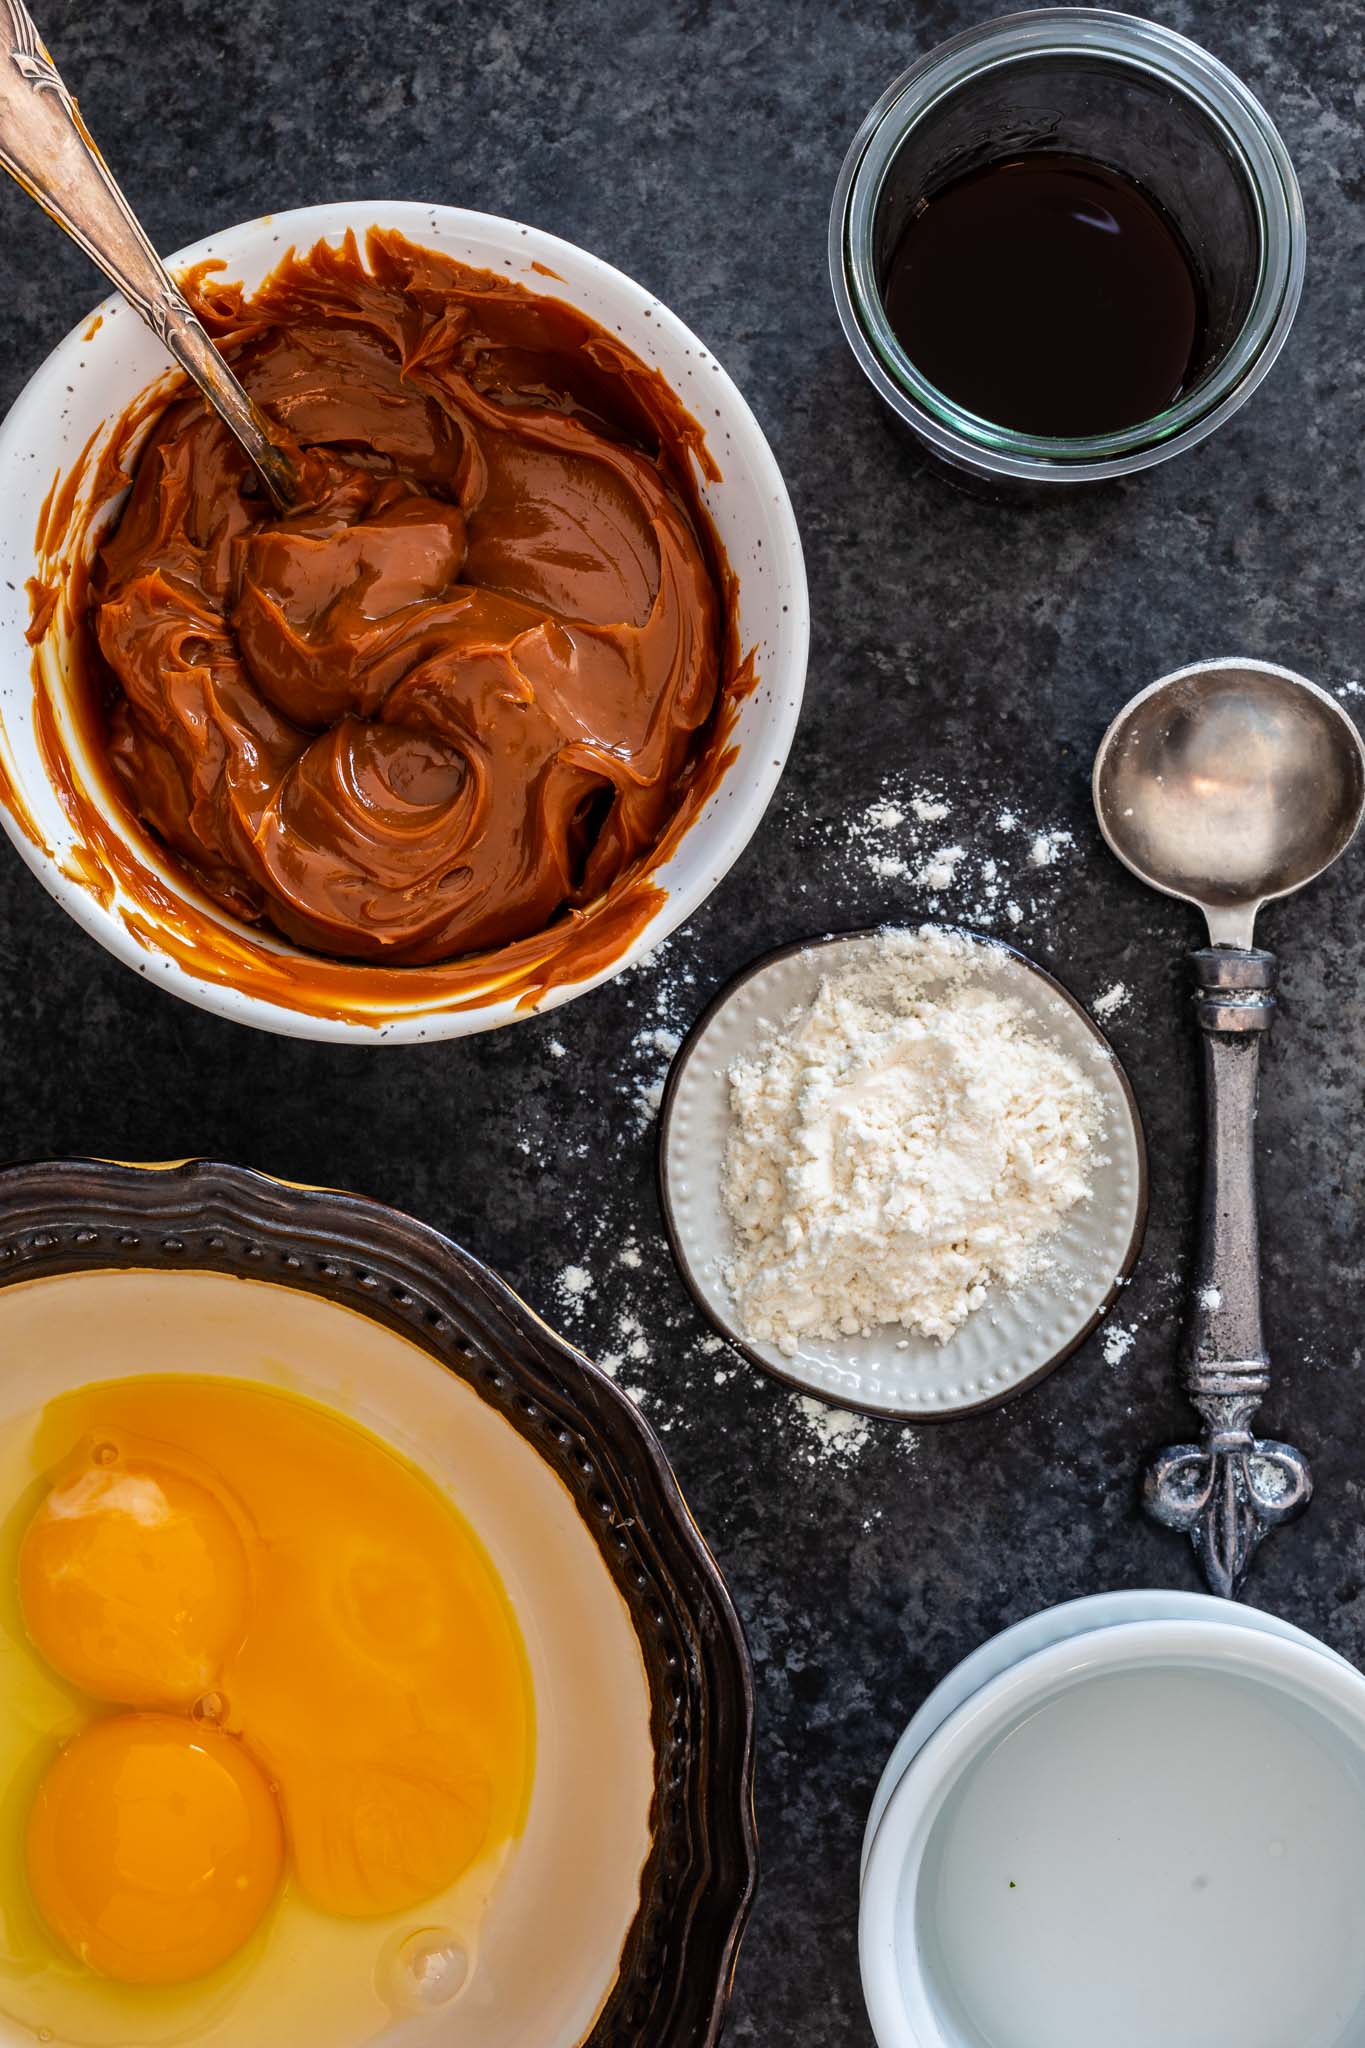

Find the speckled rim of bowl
[[0, 200, 809, 1043], [828, 9, 1306, 483], [858, 1619, 1365, 2048], [0, 1155, 759, 2048], [656, 924, 1150, 1422]]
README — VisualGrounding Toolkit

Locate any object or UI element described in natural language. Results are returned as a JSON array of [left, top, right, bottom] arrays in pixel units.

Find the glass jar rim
[[829, 8, 1306, 482]]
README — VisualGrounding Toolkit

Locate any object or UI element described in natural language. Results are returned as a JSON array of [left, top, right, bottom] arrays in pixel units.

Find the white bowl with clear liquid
[[859, 1588, 1356, 1883], [860, 1618, 1365, 2048]]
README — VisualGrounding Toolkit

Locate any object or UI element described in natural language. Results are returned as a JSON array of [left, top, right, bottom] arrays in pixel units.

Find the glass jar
[[829, 9, 1305, 485]]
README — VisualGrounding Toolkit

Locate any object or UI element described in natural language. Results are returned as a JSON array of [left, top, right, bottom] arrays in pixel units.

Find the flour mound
[[721, 928, 1102, 1350]]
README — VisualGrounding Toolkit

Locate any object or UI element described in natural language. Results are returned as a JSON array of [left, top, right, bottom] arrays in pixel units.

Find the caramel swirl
[[91, 231, 723, 965]]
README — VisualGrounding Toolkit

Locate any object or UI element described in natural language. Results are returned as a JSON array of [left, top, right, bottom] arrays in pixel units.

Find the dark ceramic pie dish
[[0, 1155, 757, 2047]]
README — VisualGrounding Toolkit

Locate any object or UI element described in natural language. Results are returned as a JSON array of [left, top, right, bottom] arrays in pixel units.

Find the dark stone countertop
[[0, 3, 1362, 2039]]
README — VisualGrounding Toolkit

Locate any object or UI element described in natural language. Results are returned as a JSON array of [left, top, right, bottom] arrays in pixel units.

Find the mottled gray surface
[[0, 1, 1363, 2039]]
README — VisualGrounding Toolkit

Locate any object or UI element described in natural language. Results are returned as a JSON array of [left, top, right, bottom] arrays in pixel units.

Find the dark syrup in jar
[[880, 153, 1203, 438]]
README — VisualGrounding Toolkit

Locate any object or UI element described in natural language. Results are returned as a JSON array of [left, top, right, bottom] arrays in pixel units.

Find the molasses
[[881, 153, 1202, 438]]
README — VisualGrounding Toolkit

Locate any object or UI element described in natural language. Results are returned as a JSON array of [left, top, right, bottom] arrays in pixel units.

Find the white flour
[[1092, 981, 1131, 1021], [793, 1396, 871, 1463], [721, 928, 1103, 1351], [555, 1263, 594, 1307], [1030, 828, 1074, 868], [913, 844, 968, 890], [1101, 1320, 1136, 1366], [834, 781, 1080, 930], [538, 765, 1114, 1466]]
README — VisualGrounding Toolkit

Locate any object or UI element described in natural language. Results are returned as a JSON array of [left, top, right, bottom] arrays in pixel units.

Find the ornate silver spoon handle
[[0, 0, 299, 511], [1144, 947, 1312, 1596]]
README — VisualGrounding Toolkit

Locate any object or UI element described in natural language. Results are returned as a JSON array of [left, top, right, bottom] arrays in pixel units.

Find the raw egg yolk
[[26, 1713, 283, 1985], [229, 1540, 495, 1917], [19, 1457, 250, 1708]]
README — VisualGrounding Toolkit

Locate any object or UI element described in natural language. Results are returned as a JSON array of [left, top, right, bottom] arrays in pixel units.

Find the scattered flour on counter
[[791, 1395, 919, 1468], [631, 1025, 683, 1121], [1092, 982, 1131, 1022], [1030, 828, 1074, 868], [913, 844, 967, 890], [1102, 1321, 1136, 1366], [793, 1397, 871, 1464], [556, 1264, 594, 1307], [721, 927, 1104, 1353], [610, 937, 697, 1126], [840, 778, 1080, 930]]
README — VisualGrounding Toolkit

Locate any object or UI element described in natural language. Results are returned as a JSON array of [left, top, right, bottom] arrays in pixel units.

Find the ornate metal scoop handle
[[0, 0, 299, 511], [1143, 948, 1312, 1596]]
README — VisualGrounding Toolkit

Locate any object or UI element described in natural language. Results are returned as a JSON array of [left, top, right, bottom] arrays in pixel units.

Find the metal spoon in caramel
[[0, 0, 302, 512]]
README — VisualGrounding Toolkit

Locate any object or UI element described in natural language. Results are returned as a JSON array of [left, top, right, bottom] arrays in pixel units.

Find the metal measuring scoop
[[1094, 658, 1365, 1596], [0, 0, 301, 512]]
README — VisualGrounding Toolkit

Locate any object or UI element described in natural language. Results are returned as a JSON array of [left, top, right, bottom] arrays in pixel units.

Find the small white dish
[[658, 927, 1147, 1419], [860, 1589, 1354, 1881], [860, 1620, 1365, 2048], [0, 202, 808, 1042]]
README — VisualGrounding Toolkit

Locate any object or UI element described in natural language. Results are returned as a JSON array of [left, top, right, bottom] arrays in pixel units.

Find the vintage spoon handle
[[0, 0, 299, 511], [1144, 947, 1311, 1596]]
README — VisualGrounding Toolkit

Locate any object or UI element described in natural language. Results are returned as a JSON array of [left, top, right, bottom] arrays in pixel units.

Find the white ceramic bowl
[[859, 1589, 1355, 1880], [0, 201, 808, 1042], [861, 1619, 1365, 2048]]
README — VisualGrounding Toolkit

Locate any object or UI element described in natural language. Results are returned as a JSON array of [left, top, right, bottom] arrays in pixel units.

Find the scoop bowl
[[1093, 657, 1365, 947]]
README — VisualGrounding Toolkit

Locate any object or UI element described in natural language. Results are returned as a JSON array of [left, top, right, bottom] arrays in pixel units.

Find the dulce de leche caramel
[[88, 230, 728, 965]]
